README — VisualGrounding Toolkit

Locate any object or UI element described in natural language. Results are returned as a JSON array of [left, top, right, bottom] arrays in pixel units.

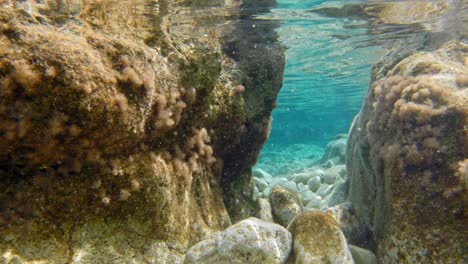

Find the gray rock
[[320, 137, 347, 164], [324, 165, 346, 184], [350, 245, 377, 264], [253, 168, 273, 180], [262, 187, 271, 198], [289, 172, 313, 185], [253, 177, 269, 192], [323, 165, 346, 184], [304, 197, 327, 210], [300, 190, 317, 205], [322, 159, 337, 168], [307, 176, 321, 192], [254, 186, 259, 194], [317, 183, 334, 198], [257, 198, 273, 222], [325, 178, 348, 207], [269, 186, 302, 227], [296, 182, 307, 193], [184, 217, 292, 264], [271, 178, 297, 192]]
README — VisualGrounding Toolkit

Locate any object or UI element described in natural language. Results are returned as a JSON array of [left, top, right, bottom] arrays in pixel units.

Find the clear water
[[254, 0, 467, 176]]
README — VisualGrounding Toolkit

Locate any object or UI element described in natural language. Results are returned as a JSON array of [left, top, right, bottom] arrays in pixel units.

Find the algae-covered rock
[[184, 217, 292, 264], [269, 186, 302, 227], [347, 41, 467, 262], [0, 0, 285, 263], [287, 211, 354, 264]]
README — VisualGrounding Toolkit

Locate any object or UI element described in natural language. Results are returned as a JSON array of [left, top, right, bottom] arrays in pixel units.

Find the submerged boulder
[[347, 41, 467, 261], [269, 186, 302, 227], [0, 0, 285, 263], [184, 217, 292, 264], [287, 211, 354, 264]]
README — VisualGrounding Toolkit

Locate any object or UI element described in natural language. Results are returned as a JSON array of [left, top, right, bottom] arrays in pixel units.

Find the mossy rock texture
[[347, 41, 467, 262], [0, 0, 284, 263], [287, 212, 353, 264]]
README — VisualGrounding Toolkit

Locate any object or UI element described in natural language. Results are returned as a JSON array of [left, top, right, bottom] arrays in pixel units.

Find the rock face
[[269, 186, 302, 227], [184, 217, 292, 264], [347, 41, 467, 262], [0, 0, 284, 263], [287, 211, 354, 264], [256, 198, 274, 222], [349, 245, 377, 264]]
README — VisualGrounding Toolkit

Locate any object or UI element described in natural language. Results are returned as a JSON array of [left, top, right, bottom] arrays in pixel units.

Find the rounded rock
[[307, 176, 321, 192], [269, 186, 302, 227], [184, 217, 292, 264]]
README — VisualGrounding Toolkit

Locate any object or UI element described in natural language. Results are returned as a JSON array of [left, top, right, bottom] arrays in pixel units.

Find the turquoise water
[[255, 0, 384, 175]]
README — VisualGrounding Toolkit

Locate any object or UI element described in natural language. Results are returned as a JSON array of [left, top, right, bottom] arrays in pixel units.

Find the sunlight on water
[[255, 0, 467, 176]]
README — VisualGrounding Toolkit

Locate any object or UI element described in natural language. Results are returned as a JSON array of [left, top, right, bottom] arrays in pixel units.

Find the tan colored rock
[[347, 41, 467, 262], [0, 0, 285, 263], [287, 212, 354, 264], [269, 186, 302, 227]]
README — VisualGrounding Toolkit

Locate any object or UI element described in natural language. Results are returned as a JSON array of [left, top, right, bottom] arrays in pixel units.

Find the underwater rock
[[184, 217, 292, 264], [256, 198, 274, 222], [320, 136, 347, 165], [325, 202, 371, 251], [296, 182, 309, 193], [253, 177, 269, 192], [316, 183, 334, 198], [324, 178, 348, 207], [253, 168, 273, 180], [287, 211, 354, 264], [323, 164, 346, 184], [269, 186, 302, 227], [349, 245, 377, 264], [270, 178, 297, 192], [347, 41, 467, 261], [288, 171, 314, 185], [307, 176, 321, 192], [300, 190, 317, 205], [304, 198, 327, 211], [0, 0, 285, 263]]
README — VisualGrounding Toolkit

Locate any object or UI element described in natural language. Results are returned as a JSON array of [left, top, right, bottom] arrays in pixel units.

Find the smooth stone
[[305, 197, 327, 210], [289, 172, 313, 185], [257, 198, 273, 222], [324, 165, 346, 184], [350, 245, 377, 264], [287, 211, 353, 264], [307, 176, 321, 192], [253, 168, 273, 180], [184, 217, 292, 264], [253, 177, 269, 192], [271, 178, 297, 192], [254, 186, 259, 194], [325, 178, 348, 207], [317, 183, 334, 198], [320, 137, 347, 164], [297, 182, 308, 193], [301, 190, 317, 205], [262, 188, 271, 198], [269, 186, 302, 227]]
